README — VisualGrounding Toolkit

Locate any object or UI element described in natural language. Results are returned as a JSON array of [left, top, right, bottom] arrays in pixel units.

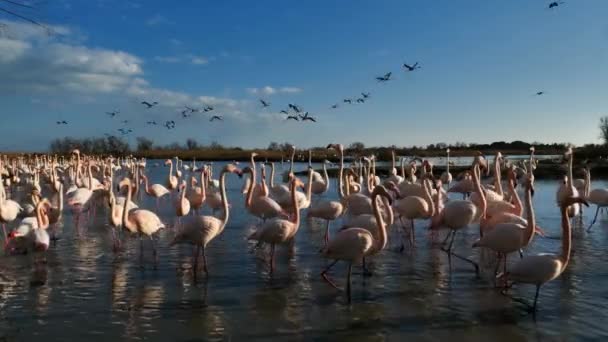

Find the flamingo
[[164, 159, 179, 191], [585, 164, 608, 231], [174, 180, 191, 227], [320, 185, 392, 301], [141, 173, 170, 210], [434, 164, 486, 274], [248, 176, 304, 273], [327, 144, 372, 216], [506, 196, 588, 311], [118, 178, 165, 265], [66, 157, 94, 233], [186, 169, 207, 214], [393, 176, 435, 248], [107, 178, 138, 251], [473, 171, 539, 282], [242, 166, 286, 221], [440, 148, 453, 187], [556, 147, 580, 218], [241, 153, 264, 197], [6, 199, 51, 254], [170, 164, 241, 274], [0, 166, 22, 244], [385, 150, 404, 185], [309, 159, 330, 196]]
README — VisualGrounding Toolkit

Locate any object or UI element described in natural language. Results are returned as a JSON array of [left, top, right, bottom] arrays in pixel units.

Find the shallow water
[[1, 161, 607, 341]]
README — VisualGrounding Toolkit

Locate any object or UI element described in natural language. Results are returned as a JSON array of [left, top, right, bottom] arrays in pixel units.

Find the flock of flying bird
[[1, 138, 604, 313]]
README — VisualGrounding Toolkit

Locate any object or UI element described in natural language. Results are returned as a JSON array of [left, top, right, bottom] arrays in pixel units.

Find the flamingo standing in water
[[170, 164, 242, 274], [584, 164, 608, 231], [440, 148, 453, 187], [66, 155, 94, 233], [473, 171, 539, 282], [242, 166, 286, 221], [6, 199, 51, 253], [248, 176, 304, 273], [174, 180, 191, 227], [141, 173, 170, 210], [164, 159, 179, 193], [393, 175, 435, 248], [0, 162, 22, 244], [556, 147, 580, 218], [186, 168, 207, 215], [320, 185, 392, 301], [119, 178, 165, 266], [506, 196, 588, 311]]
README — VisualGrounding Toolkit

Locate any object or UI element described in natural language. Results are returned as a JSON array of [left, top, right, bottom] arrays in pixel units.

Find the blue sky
[[0, 0, 607, 151]]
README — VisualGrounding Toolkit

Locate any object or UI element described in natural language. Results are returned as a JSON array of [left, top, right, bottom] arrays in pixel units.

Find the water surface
[[1, 161, 607, 341]]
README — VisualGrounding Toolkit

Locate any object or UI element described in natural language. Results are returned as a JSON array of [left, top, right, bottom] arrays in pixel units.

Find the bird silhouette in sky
[[106, 111, 118, 117], [165, 120, 175, 129], [343, 99, 352, 104], [203, 106, 214, 112], [141, 101, 158, 108], [260, 99, 270, 107], [356, 98, 365, 103], [146, 120, 157, 125], [56, 120, 68, 125], [121, 120, 129, 124], [299, 112, 316, 122], [535, 91, 545, 96], [548, 1, 564, 9], [403, 62, 420, 72], [280, 110, 289, 115], [210, 115, 223, 122], [361, 92, 370, 99], [376, 72, 392, 82], [288, 103, 302, 113], [286, 114, 300, 121], [331, 104, 339, 109]]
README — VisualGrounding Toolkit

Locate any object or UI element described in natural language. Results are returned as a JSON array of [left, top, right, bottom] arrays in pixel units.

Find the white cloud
[[247, 86, 302, 96], [154, 55, 181, 63], [279, 86, 302, 93], [190, 56, 208, 65], [146, 14, 171, 26], [0, 38, 30, 62]]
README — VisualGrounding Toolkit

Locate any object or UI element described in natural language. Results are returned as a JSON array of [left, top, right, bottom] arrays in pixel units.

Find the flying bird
[[106, 111, 119, 117], [185, 105, 198, 113], [376, 72, 392, 82], [56, 120, 68, 125], [121, 120, 130, 124], [260, 99, 270, 107], [343, 99, 352, 104], [280, 110, 289, 115], [141, 101, 158, 108], [299, 112, 317, 122], [210, 115, 223, 122], [146, 121, 157, 125], [203, 106, 214, 112], [164, 120, 176, 129], [356, 98, 365, 103], [286, 114, 300, 121], [361, 92, 370, 99], [403, 62, 420, 72], [331, 104, 339, 109], [548, 1, 564, 9], [181, 110, 191, 118], [288, 103, 302, 113], [535, 91, 545, 96]]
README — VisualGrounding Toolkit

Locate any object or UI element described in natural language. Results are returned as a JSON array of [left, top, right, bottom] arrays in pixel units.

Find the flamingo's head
[[372, 185, 393, 205], [223, 164, 243, 178], [164, 159, 172, 166]]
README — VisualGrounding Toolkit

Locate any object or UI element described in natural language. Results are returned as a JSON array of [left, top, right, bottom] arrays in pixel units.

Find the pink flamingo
[[248, 176, 304, 273], [141, 173, 170, 210], [242, 166, 286, 221], [506, 196, 588, 311], [170, 164, 241, 274], [320, 185, 392, 301]]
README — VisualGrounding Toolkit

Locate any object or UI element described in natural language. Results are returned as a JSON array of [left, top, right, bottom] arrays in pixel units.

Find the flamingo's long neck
[[559, 203, 572, 269], [268, 163, 275, 188], [494, 154, 503, 197], [168, 161, 173, 182], [522, 182, 536, 246], [391, 150, 396, 174], [289, 180, 300, 228], [245, 168, 256, 208], [219, 170, 230, 229], [305, 168, 312, 202], [422, 178, 435, 217], [289, 149, 295, 176], [472, 165, 487, 235], [87, 163, 93, 191], [567, 150, 574, 188], [322, 162, 329, 191], [446, 150, 450, 174], [143, 175, 151, 195], [337, 148, 345, 199], [508, 176, 523, 216], [122, 182, 133, 231], [372, 191, 389, 251], [200, 170, 206, 199], [585, 167, 591, 198]]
